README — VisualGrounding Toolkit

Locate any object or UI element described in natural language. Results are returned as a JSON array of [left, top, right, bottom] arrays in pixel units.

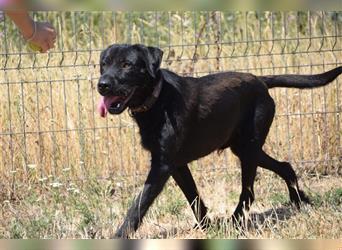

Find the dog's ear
[[136, 45, 163, 78], [146, 46, 163, 78]]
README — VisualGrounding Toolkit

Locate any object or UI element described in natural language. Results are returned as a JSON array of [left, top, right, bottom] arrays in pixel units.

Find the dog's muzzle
[[98, 78, 113, 96]]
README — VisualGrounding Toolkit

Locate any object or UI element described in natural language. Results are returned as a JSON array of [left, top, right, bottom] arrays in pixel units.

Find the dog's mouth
[[97, 88, 136, 117]]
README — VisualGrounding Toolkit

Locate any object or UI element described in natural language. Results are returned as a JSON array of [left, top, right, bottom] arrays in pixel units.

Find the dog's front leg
[[114, 161, 171, 238]]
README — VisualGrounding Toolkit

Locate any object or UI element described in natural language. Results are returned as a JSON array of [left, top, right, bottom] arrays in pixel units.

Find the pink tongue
[[97, 96, 121, 118]]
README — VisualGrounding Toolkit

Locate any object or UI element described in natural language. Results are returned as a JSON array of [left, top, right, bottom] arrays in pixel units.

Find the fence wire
[[0, 11, 341, 194]]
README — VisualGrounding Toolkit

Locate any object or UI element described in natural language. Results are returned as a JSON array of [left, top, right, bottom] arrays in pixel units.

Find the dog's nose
[[98, 80, 111, 95]]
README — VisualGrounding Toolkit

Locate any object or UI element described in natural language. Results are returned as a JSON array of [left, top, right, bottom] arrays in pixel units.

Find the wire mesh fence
[[0, 11, 341, 196]]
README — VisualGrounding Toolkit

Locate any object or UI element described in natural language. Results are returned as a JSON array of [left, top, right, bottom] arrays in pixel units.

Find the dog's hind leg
[[253, 90, 310, 207], [230, 92, 276, 225], [172, 165, 209, 229], [257, 151, 310, 207]]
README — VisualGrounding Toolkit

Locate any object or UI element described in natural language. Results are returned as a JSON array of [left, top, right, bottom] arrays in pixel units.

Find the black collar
[[130, 77, 163, 114]]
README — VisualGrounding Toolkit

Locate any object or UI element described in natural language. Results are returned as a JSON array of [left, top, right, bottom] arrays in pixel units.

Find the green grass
[[270, 193, 288, 205], [311, 187, 342, 209]]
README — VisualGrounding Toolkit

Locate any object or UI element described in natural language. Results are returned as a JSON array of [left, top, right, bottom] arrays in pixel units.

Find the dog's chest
[[135, 111, 179, 155], [138, 124, 162, 152], [136, 111, 167, 150]]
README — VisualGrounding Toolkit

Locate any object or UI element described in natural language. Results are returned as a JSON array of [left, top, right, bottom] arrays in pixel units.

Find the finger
[[45, 22, 54, 28], [47, 39, 54, 50], [43, 23, 56, 33], [40, 41, 50, 53], [50, 31, 57, 40], [48, 30, 57, 41], [44, 22, 55, 30], [45, 27, 56, 35], [49, 38, 56, 49]]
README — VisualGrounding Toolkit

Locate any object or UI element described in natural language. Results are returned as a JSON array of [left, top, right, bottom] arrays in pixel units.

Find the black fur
[[97, 44, 342, 238]]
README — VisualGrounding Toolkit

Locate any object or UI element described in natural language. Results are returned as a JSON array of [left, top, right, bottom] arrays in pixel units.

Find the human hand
[[25, 21, 57, 53], [5, 11, 57, 53]]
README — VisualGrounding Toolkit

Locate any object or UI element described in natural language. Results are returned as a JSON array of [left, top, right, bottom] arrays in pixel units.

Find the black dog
[[97, 43, 342, 238]]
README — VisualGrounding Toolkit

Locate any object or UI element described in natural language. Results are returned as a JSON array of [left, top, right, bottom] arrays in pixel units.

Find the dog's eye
[[101, 61, 106, 67], [121, 62, 132, 69]]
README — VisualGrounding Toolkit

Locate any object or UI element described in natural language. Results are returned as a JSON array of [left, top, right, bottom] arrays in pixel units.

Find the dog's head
[[97, 44, 163, 117]]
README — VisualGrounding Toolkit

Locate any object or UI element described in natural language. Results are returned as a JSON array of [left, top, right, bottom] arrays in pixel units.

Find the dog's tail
[[260, 66, 342, 89]]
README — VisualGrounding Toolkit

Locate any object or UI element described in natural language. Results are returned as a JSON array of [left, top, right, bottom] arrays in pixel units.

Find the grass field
[[1, 168, 341, 238], [0, 11, 341, 238]]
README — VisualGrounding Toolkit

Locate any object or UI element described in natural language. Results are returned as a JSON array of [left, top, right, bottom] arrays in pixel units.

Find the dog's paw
[[112, 229, 130, 239], [230, 214, 247, 229], [290, 189, 312, 209], [203, 217, 232, 231], [298, 190, 311, 204]]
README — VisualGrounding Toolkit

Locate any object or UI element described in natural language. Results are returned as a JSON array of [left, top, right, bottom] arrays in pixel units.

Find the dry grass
[[0, 168, 341, 238], [0, 11, 341, 238]]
